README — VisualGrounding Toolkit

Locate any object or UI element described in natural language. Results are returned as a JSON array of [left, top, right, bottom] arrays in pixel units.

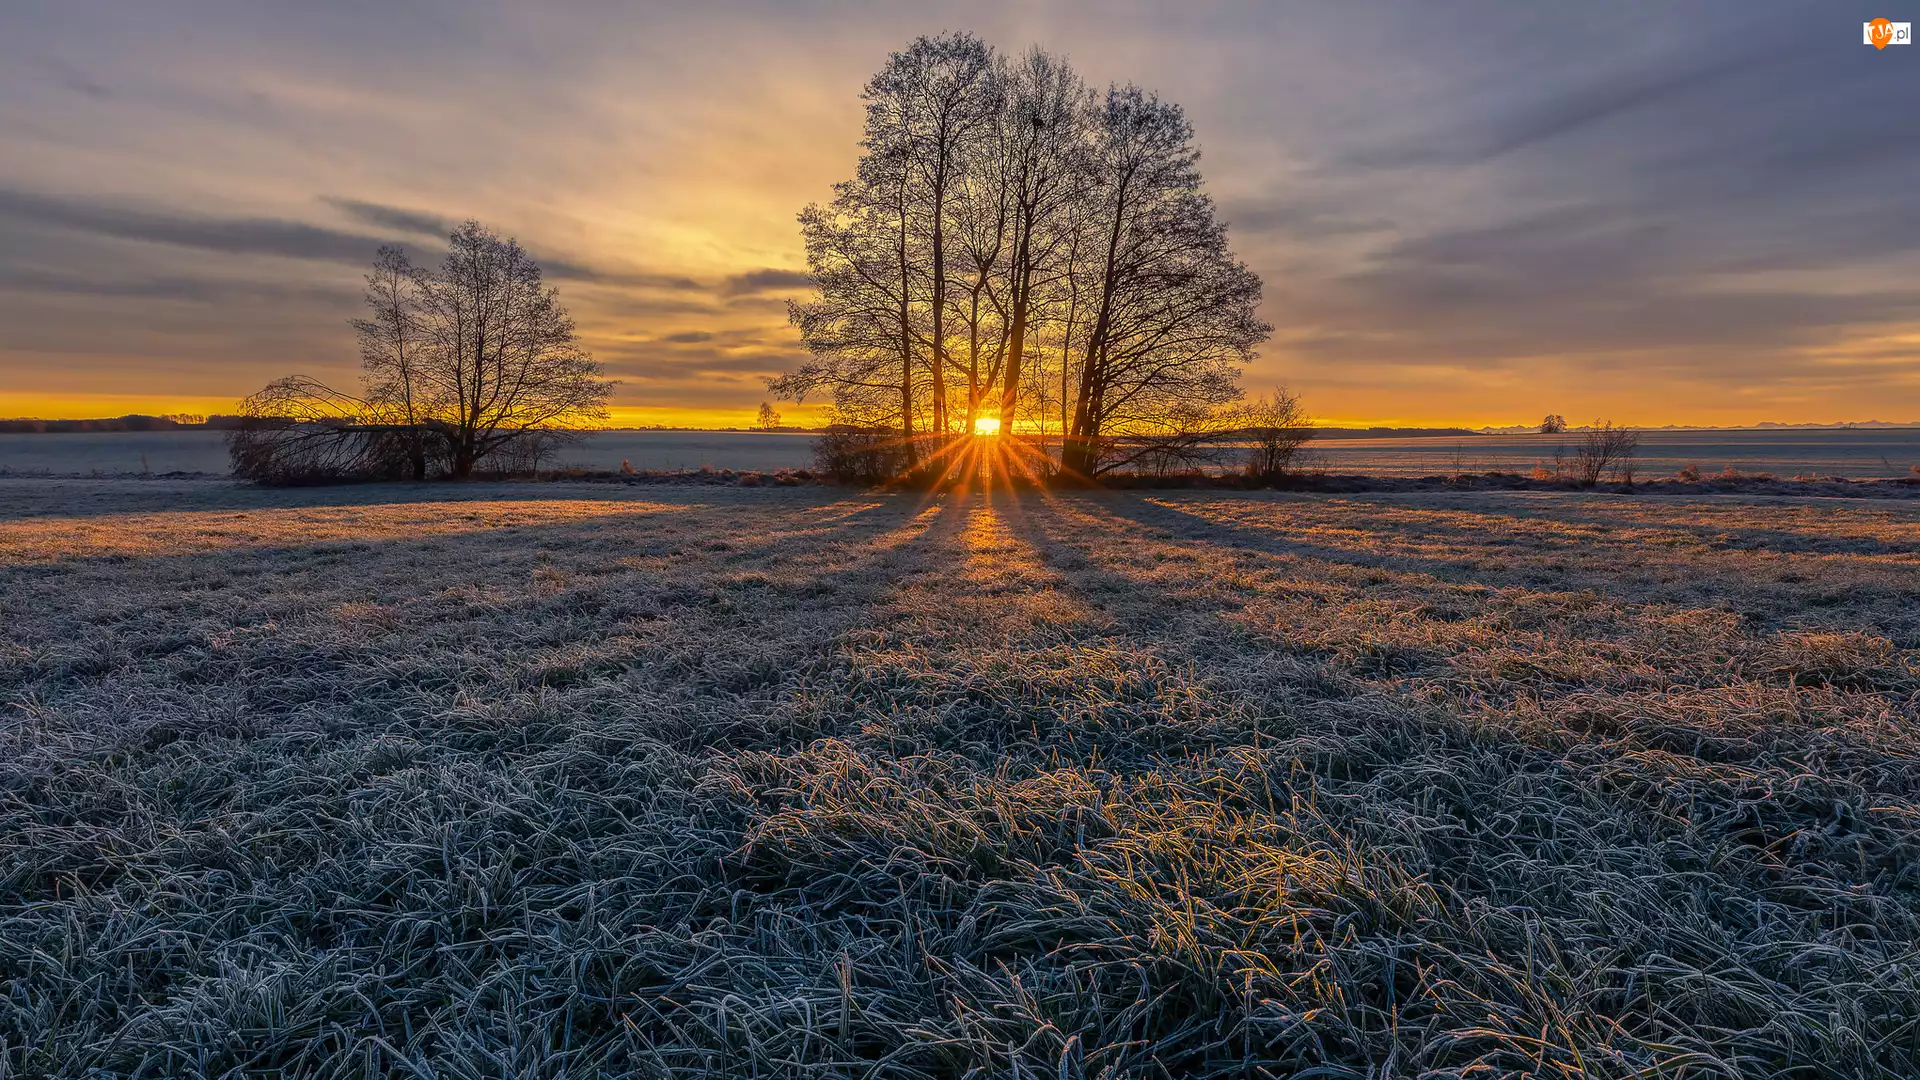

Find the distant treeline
[[1311, 427, 1483, 440], [0, 414, 249, 433], [0, 417, 1480, 438]]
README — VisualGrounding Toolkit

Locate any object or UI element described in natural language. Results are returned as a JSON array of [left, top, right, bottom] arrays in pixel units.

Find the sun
[[973, 416, 1001, 436]]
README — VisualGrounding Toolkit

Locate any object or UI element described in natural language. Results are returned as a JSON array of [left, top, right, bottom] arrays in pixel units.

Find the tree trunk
[[896, 174, 917, 466], [965, 289, 981, 433], [1064, 169, 1132, 478], [997, 206, 1034, 432], [929, 173, 950, 439]]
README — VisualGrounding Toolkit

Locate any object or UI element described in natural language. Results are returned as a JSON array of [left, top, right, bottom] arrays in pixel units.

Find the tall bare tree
[[1062, 88, 1268, 476], [872, 33, 998, 437], [948, 113, 1013, 433], [773, 37, 1269, 483], [995, 48, 1089, 433], [774, 185, 918, 435]]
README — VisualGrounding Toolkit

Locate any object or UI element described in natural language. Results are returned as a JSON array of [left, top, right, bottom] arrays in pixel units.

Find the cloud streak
[[0, 187, 390, 263]]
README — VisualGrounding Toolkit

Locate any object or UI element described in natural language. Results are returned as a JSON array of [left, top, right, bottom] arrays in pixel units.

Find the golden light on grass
[[973, 416, 1001, 436]]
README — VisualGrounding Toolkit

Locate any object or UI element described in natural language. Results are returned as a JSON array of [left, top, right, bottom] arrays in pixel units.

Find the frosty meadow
[[2, 477, 1917, 1076]]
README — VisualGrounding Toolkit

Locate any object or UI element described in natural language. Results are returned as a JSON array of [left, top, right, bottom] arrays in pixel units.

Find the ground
[[1, 478, 1916, 1078]]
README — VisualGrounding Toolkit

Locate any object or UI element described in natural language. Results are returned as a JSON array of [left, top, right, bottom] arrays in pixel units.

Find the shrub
[[227, 420, 425, 485], [1241, 387, 1315, 482], [1678, 463, 1701, 482], [1574, 420, 1640, 485], [812, 425, 912, 484], [229, 418, 574, 485]]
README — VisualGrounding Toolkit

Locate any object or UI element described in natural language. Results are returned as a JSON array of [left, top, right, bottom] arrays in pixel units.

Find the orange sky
[[2, 3, 1916, 428]]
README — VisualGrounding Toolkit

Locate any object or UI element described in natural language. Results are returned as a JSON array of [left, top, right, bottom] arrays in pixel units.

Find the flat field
[[4, 426, 1917, 480], [2, 478, 1917, 1078]]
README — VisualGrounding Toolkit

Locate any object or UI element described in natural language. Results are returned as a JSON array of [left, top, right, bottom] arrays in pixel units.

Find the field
[[1314, 428, 1920, 480], [0, 431, 822, 478], [2, 477, 1918, 1078], [4, 426, 1917, 480]]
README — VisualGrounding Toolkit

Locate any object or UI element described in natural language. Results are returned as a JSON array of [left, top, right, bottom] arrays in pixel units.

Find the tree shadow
[[0, 478, 826, 525]]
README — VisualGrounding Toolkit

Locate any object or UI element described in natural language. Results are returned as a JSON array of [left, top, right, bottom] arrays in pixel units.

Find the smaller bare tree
[[1575, 420, 1640, 485], [231, 222, 615, 484], [756, 402, 783, 431], [1540, 414, 1567, 434], [1240, 387, 1314, 481]]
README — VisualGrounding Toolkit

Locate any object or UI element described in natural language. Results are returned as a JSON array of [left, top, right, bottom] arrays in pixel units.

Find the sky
[[1, 1, 1916, 428]]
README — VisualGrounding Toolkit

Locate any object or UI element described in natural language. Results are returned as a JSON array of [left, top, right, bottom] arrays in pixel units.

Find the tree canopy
[[771, 33, 1270, 479]]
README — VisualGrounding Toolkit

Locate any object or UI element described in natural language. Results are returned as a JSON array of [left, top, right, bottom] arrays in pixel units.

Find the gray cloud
[[542, 258, 704, 291], [721, 268, 811, 296], [0, 267, 337, 305], [0, 187, 389, 263], [0, 187, 714, 298], [1350, 46, 1792, 171], [320, 197, 452, 239]]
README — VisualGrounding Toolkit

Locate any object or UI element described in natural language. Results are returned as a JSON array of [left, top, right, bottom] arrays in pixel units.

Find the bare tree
[[775, 186, 921, 442], [419, 222, 611, 477], [872, 34, 999, 437], [1090, 401, 1240, 477], [354, 245, 436, 479], [756, 402, 783, 431], [994, 48, 1090, 435], [1575, 420, 1641, 485], [774, 37, 1267, 484], [1062, 87, 1268, 476], [1540, 413, 1567, 435], [1241, 386, 1315, 480], [947, 133, 1012, 434], [231, 222, 614, 484], [226, 378, 413, 485]]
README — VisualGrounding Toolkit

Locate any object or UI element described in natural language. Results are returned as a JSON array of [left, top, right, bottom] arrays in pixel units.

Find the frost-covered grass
[[2, 478, 1917, 1079]]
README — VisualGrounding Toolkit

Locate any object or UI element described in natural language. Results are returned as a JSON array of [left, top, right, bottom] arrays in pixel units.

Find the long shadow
[[0, 488, 907, 571], [1144, 489, 1920, 562], [0, 476, 815, 524], [1105, 493, 1920, 602], [1100, 492, 1506, 587], [0, 491, 978, 766], [987, 490, 1920, 915]]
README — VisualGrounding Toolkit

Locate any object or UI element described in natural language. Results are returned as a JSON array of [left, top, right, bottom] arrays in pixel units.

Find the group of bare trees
[[230, 222, 614, 483], [771, 34, 1271, 478]]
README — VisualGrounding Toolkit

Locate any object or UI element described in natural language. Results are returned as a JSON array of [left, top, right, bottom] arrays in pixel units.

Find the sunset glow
[[973, 416, 1001, 436], [1, 4, 1914, 426]]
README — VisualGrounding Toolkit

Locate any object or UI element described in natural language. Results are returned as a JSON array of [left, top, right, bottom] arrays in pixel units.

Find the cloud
[[0, 188, 718, 300], [0, 268, 336, 305], [720, 268, 811, 296], [1354, 48, 1788, 171], [0, 188, 388, 263], [320, 197, 452, 239], [541, 257, 704, 291], [661, 331, 714, 344]]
